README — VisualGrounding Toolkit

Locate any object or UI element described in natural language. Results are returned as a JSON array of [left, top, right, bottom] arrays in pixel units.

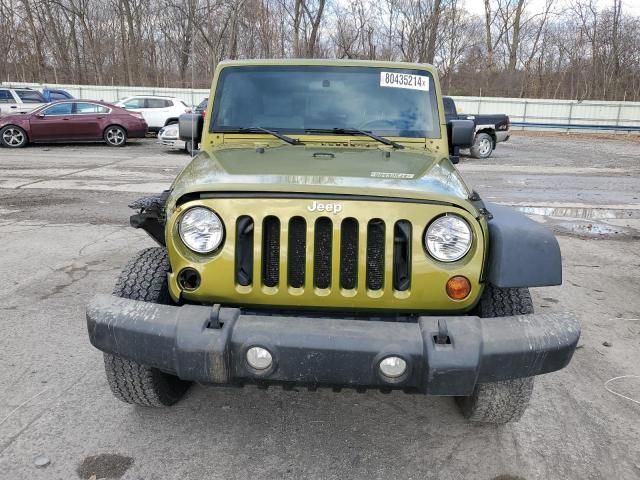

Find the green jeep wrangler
[[87, 59, 580, 423]]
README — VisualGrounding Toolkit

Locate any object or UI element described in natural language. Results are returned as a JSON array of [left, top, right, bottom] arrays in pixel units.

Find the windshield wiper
[[229, 126, 303, 145], [305, 128, 404, 149]]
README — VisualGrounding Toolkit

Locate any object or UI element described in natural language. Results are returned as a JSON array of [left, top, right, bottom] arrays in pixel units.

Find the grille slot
[[340, 218, 359, 289], [232, 209, 413, 298], [313, 217, 332, 289], [235, 216, 254, 286], [393, 220, 412, 291], [366, 219, 385, 290], [262, 216, 280, 287], [288, 217, 307, 288]]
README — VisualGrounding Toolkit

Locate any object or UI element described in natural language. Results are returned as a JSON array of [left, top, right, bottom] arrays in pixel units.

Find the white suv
[[114, 96, 190, 132], [0, 87, 48, 115]]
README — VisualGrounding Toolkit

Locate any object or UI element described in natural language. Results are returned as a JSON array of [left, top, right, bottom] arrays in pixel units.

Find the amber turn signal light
[[446, 276, 471, 300]]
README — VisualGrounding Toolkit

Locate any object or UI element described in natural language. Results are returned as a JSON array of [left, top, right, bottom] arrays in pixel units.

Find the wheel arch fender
[[485, 203, 562, 288], [103, 123, 128, 135], [475, 127, 496, 146]]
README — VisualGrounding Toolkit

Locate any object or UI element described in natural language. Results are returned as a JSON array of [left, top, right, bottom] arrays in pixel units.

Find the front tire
[[185, 139, 197, 155], [470, 132, 494, 159], [456, 285, 535, 423], [103, 247, 190, 407], [457, 377, 535, 424], [0, 125, 28, 148], [104, 125, 127, 147]]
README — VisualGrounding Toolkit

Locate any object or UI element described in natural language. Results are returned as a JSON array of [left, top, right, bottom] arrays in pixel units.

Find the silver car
[[158, 123, 187, 152], [158, 123, 200, 154], [0, 87, 48, 115]]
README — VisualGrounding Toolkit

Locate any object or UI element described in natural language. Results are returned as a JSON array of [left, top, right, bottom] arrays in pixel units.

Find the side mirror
[[36, 113, 45, 118], [179, 113, 204, 143], [447, 119, 474, 165]]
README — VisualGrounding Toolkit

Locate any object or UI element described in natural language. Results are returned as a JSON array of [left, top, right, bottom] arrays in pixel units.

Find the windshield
[[210, 66, 440, 139], [16, 89, 46, 103]]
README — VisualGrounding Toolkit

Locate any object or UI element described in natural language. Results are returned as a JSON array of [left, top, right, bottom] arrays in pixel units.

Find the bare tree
[[2, 0, 640, 101]]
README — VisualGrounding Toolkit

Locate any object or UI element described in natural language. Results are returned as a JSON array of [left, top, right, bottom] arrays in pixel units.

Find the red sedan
[[0, 100, 148, 148]]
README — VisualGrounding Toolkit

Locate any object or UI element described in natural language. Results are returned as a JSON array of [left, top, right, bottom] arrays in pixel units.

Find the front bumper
[[86, 295, 580, 396], [158, 138, 186, 149], [128, 124, 148, 138]]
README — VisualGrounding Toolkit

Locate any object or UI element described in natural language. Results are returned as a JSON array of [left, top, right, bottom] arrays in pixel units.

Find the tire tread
[[457, 284, 535, 423], [103, 247, 189, 407]]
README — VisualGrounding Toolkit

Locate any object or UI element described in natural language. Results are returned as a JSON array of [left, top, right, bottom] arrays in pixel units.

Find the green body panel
[[165, 59, 489, 312], [167, 198, 485, 312]]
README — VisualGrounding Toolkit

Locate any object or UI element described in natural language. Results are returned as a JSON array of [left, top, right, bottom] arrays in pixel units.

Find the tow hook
[[435, 318, 451, 345]]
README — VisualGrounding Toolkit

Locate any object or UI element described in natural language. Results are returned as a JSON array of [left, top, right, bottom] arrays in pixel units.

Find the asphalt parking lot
[[0, 134, 639, 480]]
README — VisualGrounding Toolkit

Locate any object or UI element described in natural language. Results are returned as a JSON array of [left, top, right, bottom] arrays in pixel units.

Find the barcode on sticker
[[380, 72, 429, 91]]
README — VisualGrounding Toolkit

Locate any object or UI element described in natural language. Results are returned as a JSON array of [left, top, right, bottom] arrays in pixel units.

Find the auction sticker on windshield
[[380, 72, 429, 91]]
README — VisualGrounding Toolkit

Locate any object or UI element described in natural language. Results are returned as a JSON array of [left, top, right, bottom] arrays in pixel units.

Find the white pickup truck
[[0, 87, 48, 115]]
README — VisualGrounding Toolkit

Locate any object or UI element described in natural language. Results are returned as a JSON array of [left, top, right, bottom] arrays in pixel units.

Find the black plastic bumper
[[86, 295, 580, 396]]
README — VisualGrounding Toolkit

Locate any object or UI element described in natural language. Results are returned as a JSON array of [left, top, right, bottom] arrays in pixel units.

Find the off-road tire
[[470, 132, 494, 159], [457, 377, 535, 424], [103, 247, 190, 407], [456, 285, 535, 423], [475, 284, 534, 318]]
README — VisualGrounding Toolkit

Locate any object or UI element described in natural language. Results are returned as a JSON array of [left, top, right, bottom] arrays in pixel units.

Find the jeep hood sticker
[[169, 145, 471, 204], [370, 172, 415, 179]]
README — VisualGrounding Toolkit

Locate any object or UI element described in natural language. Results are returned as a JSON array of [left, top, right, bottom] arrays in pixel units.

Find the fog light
[[178, 268, 201, 291], [246, 346, 273, 370], [379, 356, 407, 378], [446, 276, 471, 300]]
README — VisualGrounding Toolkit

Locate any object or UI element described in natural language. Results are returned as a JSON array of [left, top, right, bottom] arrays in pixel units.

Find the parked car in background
[[114, 96, 190, 132], [178, 97, 208, 153], [443, 96, 510, 159], [42, 87, 74, 102], [158, 99, 208, 154], [0, 87, 48, 115], [0, 100, 147, 148], [194, 97, 208, 115], [157, 123, 186, 152]]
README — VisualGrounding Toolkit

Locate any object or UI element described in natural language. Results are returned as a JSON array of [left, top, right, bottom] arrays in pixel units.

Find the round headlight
[[179, 207, 224, 253], [425, 215, 472, 262]]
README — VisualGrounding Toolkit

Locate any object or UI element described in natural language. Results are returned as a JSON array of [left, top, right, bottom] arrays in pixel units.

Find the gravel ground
[[0, 134, 639, 480]]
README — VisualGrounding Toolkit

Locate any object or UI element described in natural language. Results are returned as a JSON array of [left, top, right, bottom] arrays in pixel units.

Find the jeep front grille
[[235, 215, 254, 287], [234, 215, 412, 293], [339, 218, 359, 289], [287, 217, 306, 288], [313, 217, 333, 289], [261, 216, 280, 287], [366, 219, 385, 290]]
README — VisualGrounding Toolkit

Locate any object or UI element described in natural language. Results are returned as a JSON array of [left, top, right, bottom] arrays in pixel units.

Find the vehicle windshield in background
[[210, 66, 440, 139], [15, 89, 46, 103], [196, 98, 208, 112]]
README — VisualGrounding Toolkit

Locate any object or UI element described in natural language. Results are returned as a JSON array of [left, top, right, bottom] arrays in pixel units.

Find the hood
[[168, 143, 473, 208]]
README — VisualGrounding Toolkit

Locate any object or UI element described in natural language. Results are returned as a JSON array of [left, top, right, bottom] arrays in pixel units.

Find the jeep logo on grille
[[307, 201, 343, 214]]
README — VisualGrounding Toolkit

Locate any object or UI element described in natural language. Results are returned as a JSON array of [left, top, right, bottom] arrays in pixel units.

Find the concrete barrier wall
[[450, 96, 640, 133], [4, 81, 639, 133]]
